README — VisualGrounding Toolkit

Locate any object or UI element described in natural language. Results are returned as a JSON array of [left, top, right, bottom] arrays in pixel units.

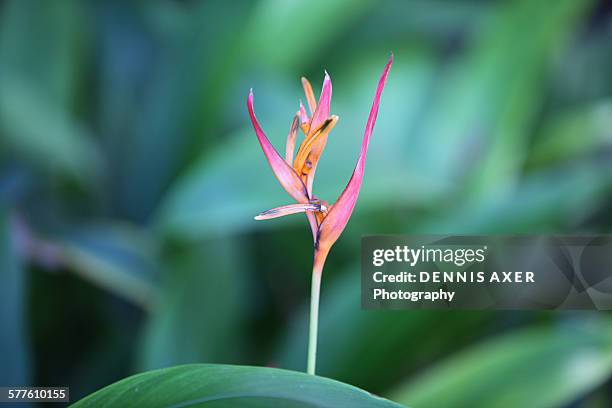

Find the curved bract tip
[[247, 91, 309, 203], [309, 72, 332, 133], [317, 56, 393, 250]]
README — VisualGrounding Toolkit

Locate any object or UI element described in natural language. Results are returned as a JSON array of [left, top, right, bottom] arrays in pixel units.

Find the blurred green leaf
[[99, 2, 261, 221], [411, 0, 594, 199], [0, 0, 99, 184], [465, 0, 594, 198], [391, 320, 612, 408], [424, 161, 612, 234], [0, 0, 84, 108], [96, 2, 179, 220], [241, 0, 374, 70], [0, 73, 102, 185], [138, 237, 246, 370], [549, 18, 612, 104], [527, 100, 612, 168], [0, 208, 30, 385], [57, 223, 160, 309], [72, 364, 404, 408]]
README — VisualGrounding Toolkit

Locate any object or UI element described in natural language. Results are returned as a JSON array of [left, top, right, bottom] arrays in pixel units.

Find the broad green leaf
[[0, 207, 30, 385], [56, 223, 160, 310], [138, 237, 246, 370], [391, 320, 612, 408], [71, 364, 405, 408]]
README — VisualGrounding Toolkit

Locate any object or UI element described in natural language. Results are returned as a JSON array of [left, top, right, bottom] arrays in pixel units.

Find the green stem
[[307, 248, 328, 375]]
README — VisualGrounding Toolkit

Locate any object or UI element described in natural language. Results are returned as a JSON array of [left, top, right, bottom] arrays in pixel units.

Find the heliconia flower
[[249, 55, 392, 254], [247, 54, 393, 375]]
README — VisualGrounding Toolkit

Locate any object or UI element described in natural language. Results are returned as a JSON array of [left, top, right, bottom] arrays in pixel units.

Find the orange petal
[[254, 203, 326, 220], [294, 116, 339, 195], [317, 55, 393, 250], [285, 115, 299, 165], [301, 77, 317, 114], [304, 134, 328, 195], [293, 116, 338, 175], [248, 90, 309, 203]]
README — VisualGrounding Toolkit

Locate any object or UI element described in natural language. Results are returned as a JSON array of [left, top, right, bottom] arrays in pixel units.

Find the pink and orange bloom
[[247, 55, 393, 374]]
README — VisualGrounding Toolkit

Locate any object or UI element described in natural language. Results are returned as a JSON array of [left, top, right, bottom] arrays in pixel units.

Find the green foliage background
[[1, 0, 612, 406]]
